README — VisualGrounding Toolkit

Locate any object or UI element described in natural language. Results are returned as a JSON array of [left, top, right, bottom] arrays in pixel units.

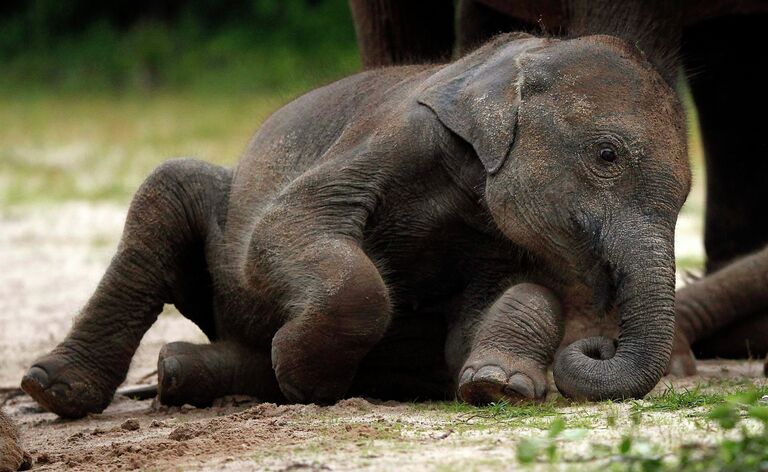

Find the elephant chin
[[552, 234, 676, 401]]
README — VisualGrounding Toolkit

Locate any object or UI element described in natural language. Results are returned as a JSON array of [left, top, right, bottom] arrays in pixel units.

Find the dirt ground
[[2, 202, 764, 471]]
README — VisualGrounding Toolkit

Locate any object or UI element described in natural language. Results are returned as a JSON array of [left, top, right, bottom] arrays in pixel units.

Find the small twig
[[0, 387, 24, 407], [137, 369, 158, 383], [117, 384, 158, 400]]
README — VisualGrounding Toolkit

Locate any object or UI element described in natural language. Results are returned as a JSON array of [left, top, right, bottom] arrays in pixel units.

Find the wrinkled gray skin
[[350, 0, 768, 379], [21, 33, 690, 419]]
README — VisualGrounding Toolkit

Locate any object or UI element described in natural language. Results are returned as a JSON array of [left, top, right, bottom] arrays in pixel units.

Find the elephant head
[[419, 33, 690, 400]]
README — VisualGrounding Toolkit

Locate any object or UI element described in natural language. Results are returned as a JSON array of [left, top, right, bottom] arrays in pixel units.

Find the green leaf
[[517, 438, 543, 464], [546, 442, 557, 463], [709, 404, 740, 430], [747, 405, 768, 424], [548, 417, 566, 438], [560, 429, 588, 441], [619, 436, 632, 455], [730, 390, 761, 406]]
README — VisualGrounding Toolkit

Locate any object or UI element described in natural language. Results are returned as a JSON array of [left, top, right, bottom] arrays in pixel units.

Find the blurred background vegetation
[[0, 0, 359, 95], [0, 0, 363, 206], [0, 0, 703, 265]]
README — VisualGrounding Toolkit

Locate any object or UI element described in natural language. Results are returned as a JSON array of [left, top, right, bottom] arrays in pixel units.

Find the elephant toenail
[[459, 368, 475, 385], [23, 366, 51, 390], [474, 365, 507, 383], [160, 358, 182, 391], [279, 381, 307, 403], [505, 373, 535, 399]]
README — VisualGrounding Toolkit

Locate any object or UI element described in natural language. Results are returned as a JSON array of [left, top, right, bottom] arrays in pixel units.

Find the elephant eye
[[598, 145, 617, 163], [580, 136, 626, 179]]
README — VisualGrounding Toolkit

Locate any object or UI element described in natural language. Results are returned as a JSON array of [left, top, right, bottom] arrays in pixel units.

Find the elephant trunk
[[553, 227, 676, 400]]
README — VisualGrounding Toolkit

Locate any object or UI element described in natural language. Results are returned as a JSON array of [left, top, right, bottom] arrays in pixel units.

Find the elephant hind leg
[[668, 244, 768, 376], [683, 14, 768, 273], [22, 158, 231, 418], [693, 312, 768, 360], [157, 341, 282, 407]]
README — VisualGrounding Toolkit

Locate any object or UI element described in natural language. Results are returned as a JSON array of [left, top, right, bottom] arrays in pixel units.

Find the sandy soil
[[1, 202, 763, 471]]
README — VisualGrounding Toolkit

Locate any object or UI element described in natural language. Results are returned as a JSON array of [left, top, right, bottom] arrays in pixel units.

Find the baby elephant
[[22, 33, 690, 418]]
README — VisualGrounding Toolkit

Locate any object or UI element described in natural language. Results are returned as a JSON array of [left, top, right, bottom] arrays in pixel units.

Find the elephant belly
[[350, 308, 454, 400]]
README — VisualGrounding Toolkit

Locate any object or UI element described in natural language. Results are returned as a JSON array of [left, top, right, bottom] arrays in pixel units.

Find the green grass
[[0, 93, 288, 206], [508, 385, 768, 470], [632, 385, 727, 413], [428, 399, 561, 427], [634, 383, 768, 415]]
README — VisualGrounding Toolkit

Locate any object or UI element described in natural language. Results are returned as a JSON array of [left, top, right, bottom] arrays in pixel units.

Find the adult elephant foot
[[457, 283, 563, 405], [666, 330, 697, 377], [21, 343, 120, 419], [158, 341, 283, 406]]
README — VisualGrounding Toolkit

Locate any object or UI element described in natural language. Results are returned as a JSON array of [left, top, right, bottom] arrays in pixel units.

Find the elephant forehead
[[521, 36, 655, 94]]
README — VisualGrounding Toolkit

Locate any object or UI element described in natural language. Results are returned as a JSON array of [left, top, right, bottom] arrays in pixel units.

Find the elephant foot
[[666, 332, 697, 377], [457, 353, 547, 405], [158, 342, 221, 407], [21, 344, 119, 419], [667, 349, 697, 377], [159, 341, 282, 406], [271, 316, 376, 404]]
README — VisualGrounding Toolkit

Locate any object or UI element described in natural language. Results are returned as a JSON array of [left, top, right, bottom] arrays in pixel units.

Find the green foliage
[[514, 388, 768, 471], [516, 416, 588, 464], [682, 391, 768, 472], [0, 0, 360, 95]]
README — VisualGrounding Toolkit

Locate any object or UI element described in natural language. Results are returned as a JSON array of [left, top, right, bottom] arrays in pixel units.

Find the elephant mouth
[[562, 257, 618, 320]]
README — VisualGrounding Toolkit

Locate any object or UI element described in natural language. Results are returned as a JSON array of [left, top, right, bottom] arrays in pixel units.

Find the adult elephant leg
[[348, 0, 454, 68], [669, 245, 768, 376], [682, 14, 768, 273], [157, 341, 283, 407], [457, 0, 537, 55], [21, 159, 231, 418], [457, 283, 564, 404]]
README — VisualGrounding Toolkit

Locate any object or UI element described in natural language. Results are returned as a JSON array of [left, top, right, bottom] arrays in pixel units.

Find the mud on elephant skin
[[22, 32, 690, 418], [0, 412, 30, 471]]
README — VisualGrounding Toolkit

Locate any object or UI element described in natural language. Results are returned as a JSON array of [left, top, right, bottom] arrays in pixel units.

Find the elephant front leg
[[271, 243, 391, 403], [457, 283, 564, 404], [244, 233, 392, 404]]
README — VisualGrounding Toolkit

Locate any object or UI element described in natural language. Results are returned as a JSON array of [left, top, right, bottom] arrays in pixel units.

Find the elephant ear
[[418, 37, 539, 174]]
